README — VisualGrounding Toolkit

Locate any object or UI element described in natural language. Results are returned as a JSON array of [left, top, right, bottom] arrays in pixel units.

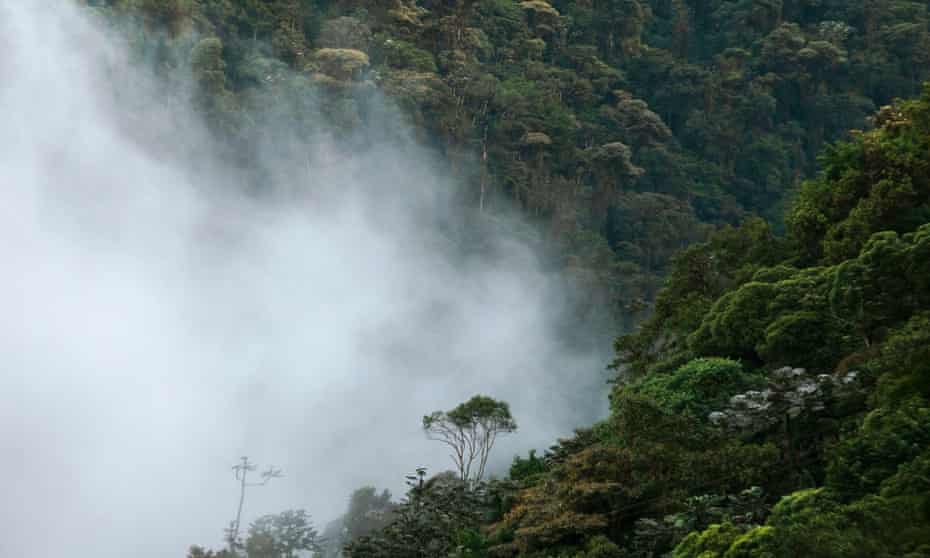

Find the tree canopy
[[423, 394, 517, 483]]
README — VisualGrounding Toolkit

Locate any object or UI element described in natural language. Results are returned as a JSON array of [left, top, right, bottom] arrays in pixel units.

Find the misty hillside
[[3, 0, 930, 557]]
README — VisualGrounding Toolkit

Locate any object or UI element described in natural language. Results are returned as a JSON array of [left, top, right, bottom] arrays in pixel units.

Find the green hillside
[[77, 1, 930, 556]]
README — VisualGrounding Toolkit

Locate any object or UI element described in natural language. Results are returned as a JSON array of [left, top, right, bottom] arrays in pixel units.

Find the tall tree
[[423, 395, 517, 483]]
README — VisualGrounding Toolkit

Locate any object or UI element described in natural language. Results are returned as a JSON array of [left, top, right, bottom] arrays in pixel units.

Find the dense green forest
[[80, 0, 930, 556], [87, 0, 930, 328]]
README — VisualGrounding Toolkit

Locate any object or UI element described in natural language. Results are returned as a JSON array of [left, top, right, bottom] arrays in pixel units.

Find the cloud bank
[[0, 2, 610, 556]]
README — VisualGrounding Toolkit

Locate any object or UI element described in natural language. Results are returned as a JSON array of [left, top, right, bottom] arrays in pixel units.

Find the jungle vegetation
[[75, 0, 930, 555]]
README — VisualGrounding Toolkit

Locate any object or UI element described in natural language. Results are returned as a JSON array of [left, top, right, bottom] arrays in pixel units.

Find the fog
[[0, 2, 610, 556]]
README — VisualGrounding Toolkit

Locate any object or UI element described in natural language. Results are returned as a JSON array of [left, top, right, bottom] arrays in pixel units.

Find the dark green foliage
[[317, 17, 372, 51], [509, 449, 549, 482], [344, 472, 491, 558], [672, 522, 747, 558], [627, 205, 930, 376], [676, 486, 930, 558], [687, 265, 856, 369], [139, 0, 185, 31], [787, 86, 930, 264], [624, 358, 764, 418], [655, 89, 930, 558], [629, 487, 769, 557], [581, 535, 625, 558], [494, 390, 778, 556], [375, 35, 437, 72], [871, 312, 930, 404], [614, 218, 787, 377], [827, 397, 930, 499]]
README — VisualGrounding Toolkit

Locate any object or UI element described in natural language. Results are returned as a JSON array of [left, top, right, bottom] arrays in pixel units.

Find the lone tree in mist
[[422, 395, 517, 483], [228, 457, 283, 551]]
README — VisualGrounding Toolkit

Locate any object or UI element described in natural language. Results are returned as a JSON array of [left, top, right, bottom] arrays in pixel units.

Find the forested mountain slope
[[533, 84, 930, 558], [75, 1, 930, 556], [86, 0, 930, 328], [334, 82, 930, 558]]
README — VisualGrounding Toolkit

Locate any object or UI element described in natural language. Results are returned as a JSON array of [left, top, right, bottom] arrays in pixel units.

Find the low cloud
[[0, 2, 610, 556]]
